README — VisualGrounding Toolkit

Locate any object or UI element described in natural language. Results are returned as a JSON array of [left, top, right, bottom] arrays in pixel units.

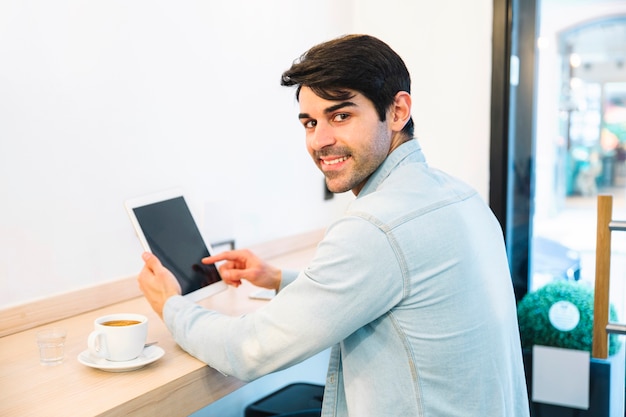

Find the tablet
[[125, 189, 227, 302]]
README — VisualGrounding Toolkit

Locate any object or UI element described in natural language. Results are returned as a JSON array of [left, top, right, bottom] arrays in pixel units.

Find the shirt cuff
[[279, 270, 299, 291], [163, 294, 194, 329]]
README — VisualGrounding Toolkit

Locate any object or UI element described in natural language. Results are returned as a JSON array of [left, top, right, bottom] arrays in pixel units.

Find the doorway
[[491, 0, 626, 309], [531, 4, 626, 315]]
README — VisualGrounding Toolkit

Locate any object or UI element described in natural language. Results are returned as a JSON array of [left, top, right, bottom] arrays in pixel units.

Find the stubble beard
[[322, 149, 387, 194], [318, 124, 392, 194]]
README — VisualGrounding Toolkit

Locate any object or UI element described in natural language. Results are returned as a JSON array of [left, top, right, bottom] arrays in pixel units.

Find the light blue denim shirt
[[164, 139, 530, 417]]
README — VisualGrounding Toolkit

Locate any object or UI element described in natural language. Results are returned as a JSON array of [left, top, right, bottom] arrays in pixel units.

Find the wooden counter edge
[[0, 228, 325, 337], [102, 366, 247, 417]]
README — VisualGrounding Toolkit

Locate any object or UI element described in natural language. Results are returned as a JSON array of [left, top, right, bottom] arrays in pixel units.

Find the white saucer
[[77, 345, 165, 372]]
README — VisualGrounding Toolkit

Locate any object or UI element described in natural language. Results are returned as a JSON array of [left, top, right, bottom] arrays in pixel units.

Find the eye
[[332, 113, 350, 123], [303, 119, 317, 129]]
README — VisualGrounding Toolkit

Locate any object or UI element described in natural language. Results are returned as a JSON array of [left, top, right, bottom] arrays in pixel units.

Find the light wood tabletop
[[0, 230, 322, 417], [1, 283, 266, 416]]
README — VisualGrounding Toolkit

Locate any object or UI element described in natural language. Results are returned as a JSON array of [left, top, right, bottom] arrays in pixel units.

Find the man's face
[[297, 87, 393, 195]]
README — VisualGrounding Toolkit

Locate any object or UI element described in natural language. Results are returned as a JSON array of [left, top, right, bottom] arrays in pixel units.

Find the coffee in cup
[[88, 313, 148, 362], [102, 320, 142, 327]]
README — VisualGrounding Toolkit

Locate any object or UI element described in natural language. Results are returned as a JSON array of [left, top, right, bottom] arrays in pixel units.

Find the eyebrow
[[298, 101, 357, 120]]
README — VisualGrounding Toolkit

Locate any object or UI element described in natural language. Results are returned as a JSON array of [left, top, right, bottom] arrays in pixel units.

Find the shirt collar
[[357, 139, 425, 198]]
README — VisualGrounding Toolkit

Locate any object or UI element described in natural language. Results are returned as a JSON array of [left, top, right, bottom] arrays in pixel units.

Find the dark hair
[[281, 34, 414, 137]]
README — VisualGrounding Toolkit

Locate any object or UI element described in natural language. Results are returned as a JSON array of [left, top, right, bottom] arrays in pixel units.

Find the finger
[[222, 267, 253, 285], [221, 273, 242, 287], [218, 260, 237, 272], [141, 252, 162, 272], [202, 252, 232, 265], [202, 249, 248, 265]]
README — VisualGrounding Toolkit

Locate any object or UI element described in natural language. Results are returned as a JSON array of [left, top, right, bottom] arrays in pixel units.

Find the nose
[[309, 121, 336, 151]]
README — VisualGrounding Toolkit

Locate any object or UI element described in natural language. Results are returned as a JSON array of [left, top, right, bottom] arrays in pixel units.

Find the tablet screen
[[128, 194, 224, 298]]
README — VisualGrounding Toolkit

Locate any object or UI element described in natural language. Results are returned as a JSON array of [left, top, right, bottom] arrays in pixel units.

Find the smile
[[322, 156, 349, 165]]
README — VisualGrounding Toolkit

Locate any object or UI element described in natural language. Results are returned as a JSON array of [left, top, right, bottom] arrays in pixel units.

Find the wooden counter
[[0, 230, 322, 417]]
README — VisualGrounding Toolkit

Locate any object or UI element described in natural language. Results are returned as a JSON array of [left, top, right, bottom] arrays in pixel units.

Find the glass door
[[530, 4, 626, 319], [491, 0, 626, 308]]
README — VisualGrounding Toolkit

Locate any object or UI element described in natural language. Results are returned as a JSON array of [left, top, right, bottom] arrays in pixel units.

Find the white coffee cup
[[87, 313, 148, 362]]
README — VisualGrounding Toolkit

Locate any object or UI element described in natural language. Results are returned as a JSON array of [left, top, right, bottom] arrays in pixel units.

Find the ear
[[389, 91, 412, 133]]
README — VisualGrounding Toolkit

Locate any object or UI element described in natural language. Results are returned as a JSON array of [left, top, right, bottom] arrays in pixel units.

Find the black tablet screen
[[132, 197, 221, 294]]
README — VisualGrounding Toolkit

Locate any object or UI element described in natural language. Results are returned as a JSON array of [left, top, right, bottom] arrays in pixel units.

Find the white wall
[[353, 0, 493, 197], [0, 0, 493, 308]]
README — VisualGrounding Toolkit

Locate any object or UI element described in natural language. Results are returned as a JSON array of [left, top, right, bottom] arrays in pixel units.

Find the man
[[139, 34, 530, 416]]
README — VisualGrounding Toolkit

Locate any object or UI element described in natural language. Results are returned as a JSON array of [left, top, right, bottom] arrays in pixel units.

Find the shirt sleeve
[[163, 215, 405, 381]]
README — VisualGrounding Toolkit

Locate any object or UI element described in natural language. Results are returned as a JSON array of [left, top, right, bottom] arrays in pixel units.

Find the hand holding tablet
[[125, 189, 227, 303], [137, 252, 183, 317]]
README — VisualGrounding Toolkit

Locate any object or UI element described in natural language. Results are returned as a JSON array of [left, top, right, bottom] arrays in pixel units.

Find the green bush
[[517, 280, 622, 356]]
